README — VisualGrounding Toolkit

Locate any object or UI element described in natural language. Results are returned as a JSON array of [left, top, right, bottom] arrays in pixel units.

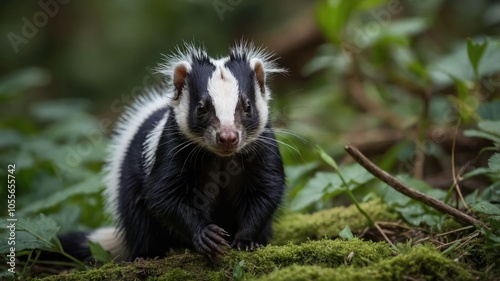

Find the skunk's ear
[[250, 58, 265, 96], [172, 61, 191, 100]]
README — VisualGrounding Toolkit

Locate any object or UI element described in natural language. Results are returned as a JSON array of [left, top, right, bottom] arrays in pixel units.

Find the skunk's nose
[[217, 130, 239, 146]]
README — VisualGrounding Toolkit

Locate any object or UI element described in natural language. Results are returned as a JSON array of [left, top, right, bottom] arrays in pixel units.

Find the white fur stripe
[[143, 110, 169, 176], [87, 227, 128, 261], [103, 90, 168, 217]]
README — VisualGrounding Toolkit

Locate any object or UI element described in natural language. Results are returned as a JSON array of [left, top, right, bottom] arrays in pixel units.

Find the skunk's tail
[[53, 227, 128, 262]]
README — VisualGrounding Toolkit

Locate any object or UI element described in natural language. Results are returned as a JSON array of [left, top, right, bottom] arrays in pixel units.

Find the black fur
[[187, 58, 217, 136]]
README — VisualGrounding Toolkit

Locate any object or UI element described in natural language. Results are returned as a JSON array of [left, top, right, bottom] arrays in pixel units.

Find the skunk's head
[[159, 43, 284, 157]]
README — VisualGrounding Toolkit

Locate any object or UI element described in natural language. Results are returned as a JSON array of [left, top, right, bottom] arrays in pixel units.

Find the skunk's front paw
[[193, 224, 230, 256], [231, 239, 262, 251]]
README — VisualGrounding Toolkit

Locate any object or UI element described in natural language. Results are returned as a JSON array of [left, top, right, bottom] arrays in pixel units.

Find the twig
[[435, 225, 474, 237], [376, 220, 413, 230], [344, 144, 489, 229], [437, 231, 480, 250], [374, 222, 395, 248], [413, 237, 430, 244], [451, 118, 468, 209]]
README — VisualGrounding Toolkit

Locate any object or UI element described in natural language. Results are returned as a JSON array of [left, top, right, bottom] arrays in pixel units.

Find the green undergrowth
[[36, 240, 473, 281]]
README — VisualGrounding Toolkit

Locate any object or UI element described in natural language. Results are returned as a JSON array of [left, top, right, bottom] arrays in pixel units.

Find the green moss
[[273, 200, 397, 245], [38, 254, 217, 281], [150, 268, 198, 281], [220, 238, 393, 277], [253, 265, 337, 281], [254, 246, 474, 281]]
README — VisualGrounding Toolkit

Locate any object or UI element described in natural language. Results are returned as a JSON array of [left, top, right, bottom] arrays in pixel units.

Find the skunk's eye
[[196, 101, 208, 117], [244, 100, 252, 115]]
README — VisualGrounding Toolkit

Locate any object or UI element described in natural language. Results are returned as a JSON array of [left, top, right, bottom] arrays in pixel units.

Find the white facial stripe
[[207, 62, 239, 127], [255, 81, 269, 132]]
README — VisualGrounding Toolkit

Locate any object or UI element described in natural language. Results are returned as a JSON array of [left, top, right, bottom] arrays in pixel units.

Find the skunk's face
[[172, 54, 269, 157]]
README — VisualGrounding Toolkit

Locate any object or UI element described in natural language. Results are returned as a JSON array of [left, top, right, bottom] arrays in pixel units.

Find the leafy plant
[[287, 1, 500, 276], [0, 68, 109, 277], [233, 260, 246, 281]]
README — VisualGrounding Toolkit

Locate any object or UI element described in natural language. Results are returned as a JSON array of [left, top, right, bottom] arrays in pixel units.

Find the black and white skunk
[[59, 42, 286, 262]]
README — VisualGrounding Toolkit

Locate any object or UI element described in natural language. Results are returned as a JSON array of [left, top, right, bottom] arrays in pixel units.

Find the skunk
[[60, 42, 286, 262]]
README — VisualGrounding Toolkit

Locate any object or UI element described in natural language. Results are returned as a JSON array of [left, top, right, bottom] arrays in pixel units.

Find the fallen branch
[[344, 144, 489, 229]]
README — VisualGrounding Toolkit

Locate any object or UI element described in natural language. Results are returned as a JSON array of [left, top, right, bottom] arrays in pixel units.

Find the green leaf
[[448, 74, 469, 100], [408, 61, 429, 85], [441, 241, 461, 256], [0, 129, 24, 149], [477, 100, 500, 121], [291, 162, 375, 211], [448, 95, 480, 122], [472, 201, 500, 216], [467, 38, 488, 80], [324, 164, 375, 194], [30, 99, 91, 122], [14, 150, 35, 170], [395, 203, 444, 227], [19, 174, 104, 214], [478, 120, 500, 137], [0, 68, 51, 100], [339, 164, 375, 187], [0, 270, 15, 279], [0, 214, 59, 253], [463, 129, 500, 144], [482, 181, 500, 202], [382, 184, 412, 207], [316, 0, 360, 44], [463, 167, 491, 179], [89, 241, 113, 263], [381, 17, 429, 37], [398, 175, 436, 192], [489, 153, 500, 172], [285, 161, 319, 190], [489, 216, 500, 229], [430, 38, 500, 87], [316, 145, 339, 171], [290, 172, 336, 211], [339, 226, 354, 240], [42, 113, 100, 143], [233, 260, 245, 281]]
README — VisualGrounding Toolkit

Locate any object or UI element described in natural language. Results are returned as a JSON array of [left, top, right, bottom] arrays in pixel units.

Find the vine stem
[[345, 188, 375, 227]]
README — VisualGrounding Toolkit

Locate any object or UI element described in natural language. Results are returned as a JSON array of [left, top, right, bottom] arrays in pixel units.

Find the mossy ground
[[273, 199, 397, 245], [34, 201, 479, 280]]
